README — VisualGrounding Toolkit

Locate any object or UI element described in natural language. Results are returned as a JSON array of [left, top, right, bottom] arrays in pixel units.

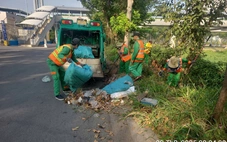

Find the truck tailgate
[[77, 58, 104, 78]]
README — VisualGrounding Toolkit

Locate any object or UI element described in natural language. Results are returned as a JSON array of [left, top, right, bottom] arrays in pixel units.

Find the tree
[[155, 0, 226, 59], [124, 0, 134, 45], [156, 0, 227, 123], [110, 11, 140, 43], [80, 0, 155, 44], [212, 65, 227, 123]]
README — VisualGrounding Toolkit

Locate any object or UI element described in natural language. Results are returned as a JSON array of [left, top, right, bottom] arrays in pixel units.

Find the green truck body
[[57, 18, 106, 77]]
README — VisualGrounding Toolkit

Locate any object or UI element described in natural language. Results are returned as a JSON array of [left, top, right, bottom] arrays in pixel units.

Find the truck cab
[[57, 18, 106, 77]]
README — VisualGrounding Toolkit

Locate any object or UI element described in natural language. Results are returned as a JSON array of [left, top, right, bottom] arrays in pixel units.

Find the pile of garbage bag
[[65, 75, 137, 110]]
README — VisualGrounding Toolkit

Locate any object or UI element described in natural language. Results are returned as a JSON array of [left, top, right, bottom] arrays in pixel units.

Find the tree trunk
[[104, 17, 115, 44], [124, 0, 134, 45], [212, 65, 227, 123]]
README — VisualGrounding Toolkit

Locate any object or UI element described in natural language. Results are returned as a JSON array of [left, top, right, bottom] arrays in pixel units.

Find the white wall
[[55, 15, 90, 23], [0, 12, 7, 22], [0, 12, 24, 23], [0, 12, 25, 40]]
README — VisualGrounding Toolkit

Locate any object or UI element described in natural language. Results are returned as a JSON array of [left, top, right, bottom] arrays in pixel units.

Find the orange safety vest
[[48, 44, 73, 66], [134, 40, 145, 62], [120, 44, 131, 62], [167, 58, 182, 73]]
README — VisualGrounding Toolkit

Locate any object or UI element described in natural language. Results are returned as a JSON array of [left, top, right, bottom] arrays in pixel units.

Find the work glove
[[158, 70, 164, 77], [67, 58, 72, 63]]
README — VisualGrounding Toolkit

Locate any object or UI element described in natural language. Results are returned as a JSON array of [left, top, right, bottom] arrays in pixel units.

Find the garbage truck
[[56, 18, 106, 77]]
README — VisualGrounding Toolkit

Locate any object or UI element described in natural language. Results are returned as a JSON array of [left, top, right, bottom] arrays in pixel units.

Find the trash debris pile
[[64, 75, 158, 110], [64, 75, 136, 110], [65, 88, 113, 111]]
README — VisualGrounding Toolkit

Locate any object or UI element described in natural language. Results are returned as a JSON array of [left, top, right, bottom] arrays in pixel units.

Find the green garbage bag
[[64, 63, 93, 92]]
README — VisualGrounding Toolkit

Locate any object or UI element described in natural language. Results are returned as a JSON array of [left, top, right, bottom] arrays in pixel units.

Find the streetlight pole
[[25, 0, 28, 15]]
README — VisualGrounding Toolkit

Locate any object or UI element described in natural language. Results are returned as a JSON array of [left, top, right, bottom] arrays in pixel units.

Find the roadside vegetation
[[81, 0, 227, 140], [105, 45, 227, 140]]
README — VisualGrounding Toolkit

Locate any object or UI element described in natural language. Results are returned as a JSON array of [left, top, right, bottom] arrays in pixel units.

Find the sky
[[0, 0, 83, 13]]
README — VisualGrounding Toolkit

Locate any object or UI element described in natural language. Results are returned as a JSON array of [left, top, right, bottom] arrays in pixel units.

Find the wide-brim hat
[[168, 56, 180, 68], [131, 31, 140, 37]]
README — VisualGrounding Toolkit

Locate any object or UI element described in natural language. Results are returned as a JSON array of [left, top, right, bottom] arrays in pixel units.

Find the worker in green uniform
[[119, 42, 131, 74], [47, 38, 83, 101], [158, 56, 194, 87], [129, 32, 145, 81]]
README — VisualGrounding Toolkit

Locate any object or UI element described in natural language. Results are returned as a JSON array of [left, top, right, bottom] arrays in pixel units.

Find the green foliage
[[131, 10, 142, 25], [173, 123, 205, 140], [120, 48, 227, 140], [49, 27, 55, 43], [110, 11, 139, 37], [183, 59, 225, 87], [80, 0, 156, 42], [149, 46, 226, 88], [150, 44, 188, 66], [104, 44, 119, 62], [130, 75, 227, 140], [155, 0, 227, 58], [203, 49, 227, 63]]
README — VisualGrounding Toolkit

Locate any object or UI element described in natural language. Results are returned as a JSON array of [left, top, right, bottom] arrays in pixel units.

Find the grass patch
[[204, 49, 227, 63], [129, 75, 227, 140]]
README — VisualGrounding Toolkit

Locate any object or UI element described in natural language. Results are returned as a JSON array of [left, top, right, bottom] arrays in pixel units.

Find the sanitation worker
[[158, 56, 194, 87], [47, 38, 82, 101], [129, 32, 145, 81], [119, 42, 131, 74]]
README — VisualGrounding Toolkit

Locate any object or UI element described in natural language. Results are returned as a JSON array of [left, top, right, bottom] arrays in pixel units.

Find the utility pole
[[25, 0, 28, 15]]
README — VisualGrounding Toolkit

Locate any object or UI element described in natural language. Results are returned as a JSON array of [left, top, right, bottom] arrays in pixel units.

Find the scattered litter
[[78, 97, 83, 103], [84, 90, 94, 97], [71, 99, 78, 105], [140, 98, 158, 106], [93, 113, 100, 118], [111, 99, 120, 103], [100, 137, 105, 140], [42, 75, 51, 82], [89, 97, 99, 108], [94, 133, 99, 138], [110, 86, 135, 99], [98, 124, 105, 129], [105, 130, 114, 136], [93, 129, 101, 133], [72, 126, 79, 131], [63, 90, 71, 96], [63, 76, 135, 112]]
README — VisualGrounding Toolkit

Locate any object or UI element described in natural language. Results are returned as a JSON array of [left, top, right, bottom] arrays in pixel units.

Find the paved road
[[0, 45, 158, 142]]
